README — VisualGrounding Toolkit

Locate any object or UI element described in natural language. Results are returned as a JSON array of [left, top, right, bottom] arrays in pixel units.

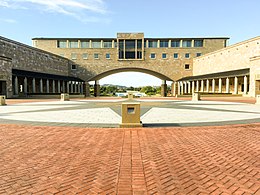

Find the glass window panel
[[194, 40, 203, 47], [125, 40, 135, 49], [92, 41, 101, 48], [69, 41, 78, 48], [148, 40, 158, 48], [82, 53, 88, 59], [160, 40, 169, 48], [196, 53, 202, 57], [57, 40, 67, 48], [103, 41, 112, 48], [81, 41, 89, 48], [71, 53, 77, 59], [171, 40, 180, 47], [150, 53, 156, 59], [106, 53, 110, 59], [183, 40, 192, 47], [185, 53, 190, 58], [137, 40, 142, 49], [174, 53, 178, 59], [94, 53, 99, 59], [162, 53, 167, 59]]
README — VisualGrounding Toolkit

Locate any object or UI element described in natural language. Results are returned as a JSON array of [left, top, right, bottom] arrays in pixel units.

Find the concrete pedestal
[[61, 93, 70, 101], [120, 102, 142, 128], [256, 95, 260, 104], [0, 96, 6, 106], [192, 92, 201, 101], [128, 92, 134, 100]]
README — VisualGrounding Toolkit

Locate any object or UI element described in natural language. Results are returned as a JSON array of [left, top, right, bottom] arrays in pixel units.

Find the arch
[[87, 67, 174, 82]]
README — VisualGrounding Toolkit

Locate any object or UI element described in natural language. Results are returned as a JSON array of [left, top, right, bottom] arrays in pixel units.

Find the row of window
[[151, 52, 202, 59], [57, 39, 204, 49], [65, 52, 202, 60]]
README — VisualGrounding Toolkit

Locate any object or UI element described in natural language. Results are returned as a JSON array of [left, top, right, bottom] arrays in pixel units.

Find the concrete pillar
[[40, 79, 43, 93], [192, 81, 195, 93], [226, 77, 230, 93], [94, 80, 100, 97], [244, 76, 248, 95], [212, 79, 215, 93], [181, 81, 184, 95], [171, 82, 176, 96], [32, 78, 36, 93], [85, 82, 90, 97], [184, 82, 187, 94], [206, 79, 209, 92], [53, 80, 56, 93], [62, 81, 65, 93], [46, 79, 50, 93], [58, 80, 61, 93], [196, 80, 199, 92], [161, 80, 167, 97], [201, 80, 204, 92], [188, 81, 191, 94], [71, 82, 74, 93], [218, 78, 222, 93], [67, 82, 70, 93], [234, 77, 238, 94], [24, 77, 27, 94], [15, 76, 19, 95], [178, 82, 181, 95]]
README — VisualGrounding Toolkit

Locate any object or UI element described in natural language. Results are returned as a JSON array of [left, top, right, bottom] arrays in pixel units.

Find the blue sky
[[1, 0, 260, 86]]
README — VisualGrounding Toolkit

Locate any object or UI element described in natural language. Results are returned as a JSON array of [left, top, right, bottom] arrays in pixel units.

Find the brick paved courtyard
[[0, 124, 259, 194]]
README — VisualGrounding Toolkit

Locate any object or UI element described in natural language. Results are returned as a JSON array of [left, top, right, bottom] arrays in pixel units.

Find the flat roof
[[32, 37, 229, 40]]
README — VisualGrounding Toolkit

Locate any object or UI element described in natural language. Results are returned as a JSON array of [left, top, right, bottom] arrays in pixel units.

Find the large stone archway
[[86, 67, 174, 97]]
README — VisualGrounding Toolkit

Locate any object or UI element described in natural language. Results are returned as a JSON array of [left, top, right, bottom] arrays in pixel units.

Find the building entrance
[[0, 81, 7, 96]]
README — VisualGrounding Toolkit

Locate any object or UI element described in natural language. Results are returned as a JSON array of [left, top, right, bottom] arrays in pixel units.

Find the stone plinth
[[61, 93, 70, 101], [128, 92, 134, 100], [120, 102, 142, 128], [0, 96, 6, 106], [192, 92, 201, 101]]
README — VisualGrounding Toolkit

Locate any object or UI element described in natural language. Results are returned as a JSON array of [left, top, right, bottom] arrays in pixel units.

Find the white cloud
[[0, 0, 108, 22], [0, 18, 17, 23]]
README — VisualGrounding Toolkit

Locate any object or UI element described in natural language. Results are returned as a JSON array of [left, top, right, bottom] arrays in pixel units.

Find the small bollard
[[120, 102, 142, 128], [256, 95, 260, 104], [61, 93, 70, 101], [0, 95, 6, 106], [192, 92, 201, 101], [128, 92, 134, 100]]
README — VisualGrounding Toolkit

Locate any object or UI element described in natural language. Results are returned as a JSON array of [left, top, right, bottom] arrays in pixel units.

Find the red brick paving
[[0, 124, 259, 194]]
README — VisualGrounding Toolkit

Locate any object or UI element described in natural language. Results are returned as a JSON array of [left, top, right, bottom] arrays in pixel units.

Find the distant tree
[[140, 86, 157, 95]]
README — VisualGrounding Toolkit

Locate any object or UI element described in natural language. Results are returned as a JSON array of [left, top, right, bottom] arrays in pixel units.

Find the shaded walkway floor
[[0, 124, 259, 194]]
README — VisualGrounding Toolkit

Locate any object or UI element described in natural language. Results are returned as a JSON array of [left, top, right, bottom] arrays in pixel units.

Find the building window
[[82, 53, 88, 59], [94, 53, 99, 59], [171, 40, 180, 47], [71, 64, 77, 70], [81, 41, 89, 48], [160, 40, 169, 48], [162, 53, 167, 59], [148, 40, 158, 48], [185, 64, 190, 69], [196, 53, 202, 57], [183, 40, 192, 47], [69, 41, 78, 48], [71, 53, 77, 60], [150, 53, 156, 59], [173, 53, 178, 59], [194, 40, 203, 47], [106, 53, 110, 59], [57, 40, 67, 48], [92, 41, 101, 48], [103, 41, 112, 48], [185, 53, 190, 58]]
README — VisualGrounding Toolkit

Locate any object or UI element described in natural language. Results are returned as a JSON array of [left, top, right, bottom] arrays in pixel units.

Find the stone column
[[32, 78, 36, 93], [67, 81, 70, 93], [85, 82, 90, 97], [52, 80, 56, 93], [201, 80, 204, 92], [181, 81, 184, 95], [24, 77, 28, 94], [40, 79, 43, 93], [94, 80, 100, 97], [58, 80, 61, 93], [234, 77, 238, 94], [187, 81, 191, 94], [161, 80, 167, 97], [178, 82, 181, 95], [62, 81, 65, 93], [206, 79, 209, 93], [226, 77, 230, 93], [171, 82, 176, 96], [192, 81, 195, 93], [212, 79, 215, 93], [14, 76, 19, 95], [218, 78, 222, 93], [244, 76, 248, 95], [71, 82, 74, 93], [196, 80, 199, 92], [46, 79, 50, 93], [184, 82, 187, 94]]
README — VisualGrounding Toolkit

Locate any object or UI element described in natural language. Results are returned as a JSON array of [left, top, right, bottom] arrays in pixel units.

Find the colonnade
[[173, 75, 249, 96], [13, 76, 85, 96]]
